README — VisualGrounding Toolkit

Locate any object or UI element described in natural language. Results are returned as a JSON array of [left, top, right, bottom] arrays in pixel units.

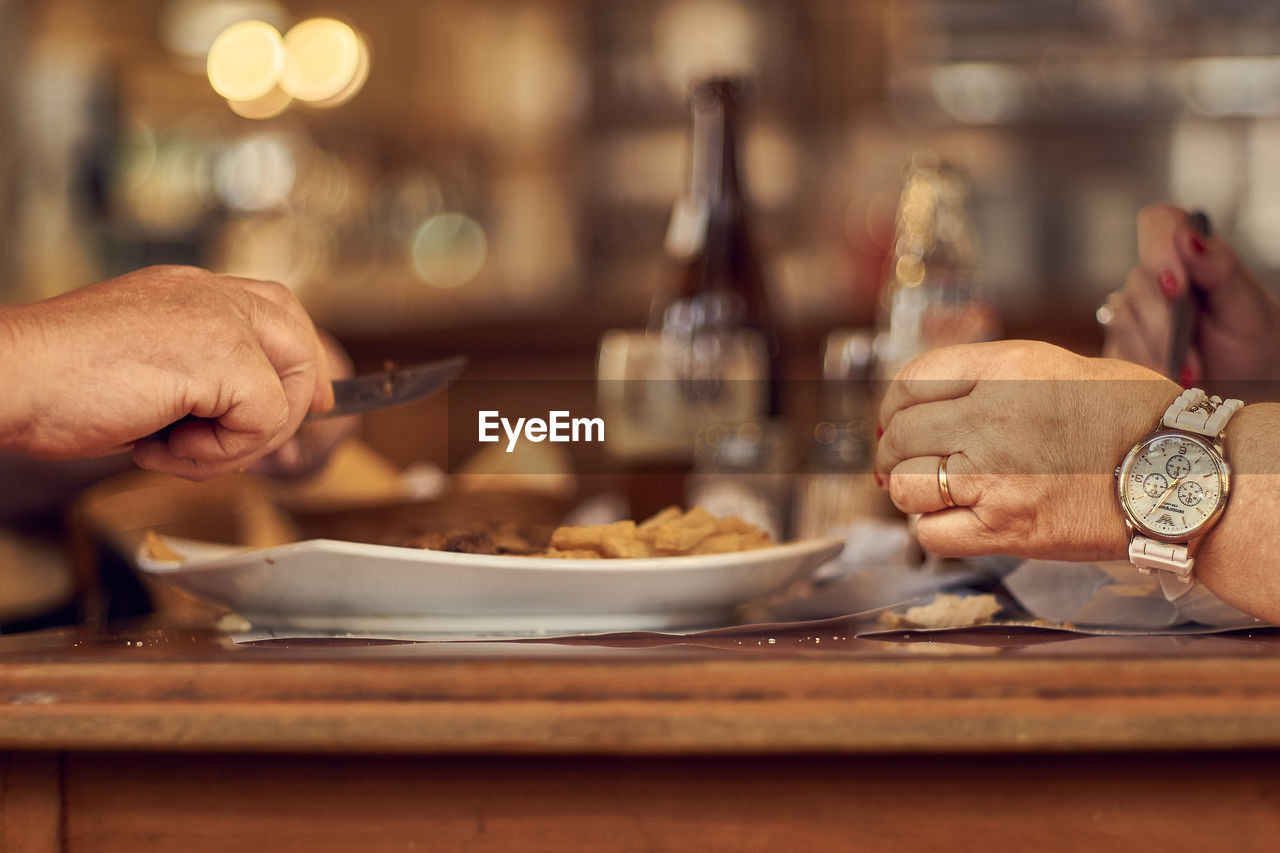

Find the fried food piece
[[650, 506, 718, 553], [712, 515, 758, 534], [550, 520, 636, 553], [637, 507, 686, 527], [538, 506, 772, 559], [404, 521, 552, 555], [691, 530, 772, 555]]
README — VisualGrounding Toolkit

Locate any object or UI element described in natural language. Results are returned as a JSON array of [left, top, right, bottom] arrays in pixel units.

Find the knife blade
[[148, 355, 467, 440], [311, 354, 467, 421], [1167, 210, 1210, 382]]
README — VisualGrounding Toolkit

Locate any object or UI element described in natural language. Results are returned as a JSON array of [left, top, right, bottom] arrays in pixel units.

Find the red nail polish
[[1178, 364, 1195, 389], [874, 472, 884, 488], [875, 423, 883, 439], [1189, 233, 1207, 255], [1158, 270, 1177, 299]]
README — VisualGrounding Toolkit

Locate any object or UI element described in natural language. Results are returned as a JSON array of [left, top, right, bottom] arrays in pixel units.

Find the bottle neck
[[687, 92, 742, 207]]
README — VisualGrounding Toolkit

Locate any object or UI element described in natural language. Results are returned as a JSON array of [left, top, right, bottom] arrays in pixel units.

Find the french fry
[[651, 506, 718, 553], [692, 530, 772, 555], [538, 507, 772, 559], [549, 520, 636, 554], [638, 506, 683, 530], [540, 549, 606, 559]]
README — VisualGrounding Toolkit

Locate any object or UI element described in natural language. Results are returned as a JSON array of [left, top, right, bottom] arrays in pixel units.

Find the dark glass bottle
[[651, 76, 783, 418]]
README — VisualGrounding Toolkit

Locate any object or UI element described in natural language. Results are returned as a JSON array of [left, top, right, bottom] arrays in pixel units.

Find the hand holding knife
[[149, 355, 467, 441]]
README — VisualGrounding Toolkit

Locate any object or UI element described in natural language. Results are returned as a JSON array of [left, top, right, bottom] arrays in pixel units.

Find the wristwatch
[[1114, 388, 1243, 583]]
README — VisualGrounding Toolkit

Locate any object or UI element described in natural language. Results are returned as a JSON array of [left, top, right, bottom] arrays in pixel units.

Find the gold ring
[[938, 455, 956, 508]]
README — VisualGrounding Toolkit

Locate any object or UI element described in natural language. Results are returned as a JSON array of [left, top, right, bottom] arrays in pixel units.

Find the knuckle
[[1137, 201, 1180, 230], [879, 420, 905, 463], [260, 279, 298, 307], [262, 402, 291, 439], [915, 522, 964, 558], [150, 264, 207, 280], [901, 345, 960, 382], [887, 471, 913, 507], [1000, 339, 1043, 361]]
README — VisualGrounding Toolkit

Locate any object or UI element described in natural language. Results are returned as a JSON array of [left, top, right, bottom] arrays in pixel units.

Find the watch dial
[[1123, 436, 1223, 538]]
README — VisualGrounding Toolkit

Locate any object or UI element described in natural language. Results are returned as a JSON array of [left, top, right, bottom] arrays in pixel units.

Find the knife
[[310, 355, 467, 421], [1167, 211, 1210, 382], [149, 355, 467, 439]]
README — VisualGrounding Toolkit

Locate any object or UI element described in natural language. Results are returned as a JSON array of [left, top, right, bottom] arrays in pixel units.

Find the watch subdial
[[1166, 454, 1192, 480], [1142, 472, 1168, 498], [1178, 481, 1205, 507]]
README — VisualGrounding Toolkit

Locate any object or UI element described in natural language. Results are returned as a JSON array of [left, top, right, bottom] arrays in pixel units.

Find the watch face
[[1119, 431, 1229, 541]]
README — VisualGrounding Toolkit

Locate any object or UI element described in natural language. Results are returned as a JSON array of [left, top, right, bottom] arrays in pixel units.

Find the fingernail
[[1189, 232, 1207, 255], [1178, 364, 1195, 389], [1158, 270, 1178, 299], [874, 472, 884, 488], [875, 423, 883, 439]]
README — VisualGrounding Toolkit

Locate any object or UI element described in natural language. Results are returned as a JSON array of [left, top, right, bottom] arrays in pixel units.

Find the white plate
[[137, 537, 845, 636]]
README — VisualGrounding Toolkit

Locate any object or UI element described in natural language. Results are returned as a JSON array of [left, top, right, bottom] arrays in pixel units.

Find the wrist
[[1220, 403, 1267, 474], [0, 304, 39, 448], [1193, 402, 1280, 618]]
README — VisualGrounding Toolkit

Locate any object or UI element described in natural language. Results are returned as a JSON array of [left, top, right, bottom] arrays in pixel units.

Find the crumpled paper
[[1002, 559, 1262, 630]]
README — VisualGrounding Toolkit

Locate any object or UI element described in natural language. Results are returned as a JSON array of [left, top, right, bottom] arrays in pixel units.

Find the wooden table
[[3, 620, 1280, 852]]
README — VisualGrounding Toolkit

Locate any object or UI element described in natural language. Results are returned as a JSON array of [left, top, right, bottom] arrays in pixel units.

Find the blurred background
[[4, 0, 1280, 626], [8, 0, 1280, 354]]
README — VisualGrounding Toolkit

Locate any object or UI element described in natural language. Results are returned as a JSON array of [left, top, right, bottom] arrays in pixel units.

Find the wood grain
[[4, 649, 1280, 754], [1, 752, 62, 853], [7, 629, 1280, 848], [60, 751, 1280, 853]]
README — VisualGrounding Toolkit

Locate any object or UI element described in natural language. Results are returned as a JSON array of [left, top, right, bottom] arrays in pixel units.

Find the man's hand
[[250, 329, 358, 479], [0, 265, 335, 480]]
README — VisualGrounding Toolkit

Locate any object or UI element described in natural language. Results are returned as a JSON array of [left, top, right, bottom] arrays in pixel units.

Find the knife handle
[[1166, 210, 1211, 382]]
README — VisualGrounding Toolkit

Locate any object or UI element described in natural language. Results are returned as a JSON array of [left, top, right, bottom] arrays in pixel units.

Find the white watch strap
[[1129, 536, 1195, 583], [1127, 388, 1243, 583], [1162, 388, 1243, 437]]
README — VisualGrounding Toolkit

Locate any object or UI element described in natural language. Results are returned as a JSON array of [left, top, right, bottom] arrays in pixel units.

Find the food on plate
[[144, 504, 770, 561], [540, 506, 772, 559], [400, 520, 553, 556]]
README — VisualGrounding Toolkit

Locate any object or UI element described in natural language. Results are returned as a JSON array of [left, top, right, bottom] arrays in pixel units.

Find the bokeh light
[[214, 131, 297, 211], [211, 212, 335, 291], [311, 28, 371, 109], [206, 19, 285, 102], [930, 63, 1025, 124], [1175, 57, 1280, 117], [226, 85, 292, 119], [118, 120, 220, 237], [409, 213, 487, 289], [281, 18, 369, 106]]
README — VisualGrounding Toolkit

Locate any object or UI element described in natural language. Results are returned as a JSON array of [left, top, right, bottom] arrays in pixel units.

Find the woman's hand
[[875, 340, 1180, 561], [0, 265, 335, 481], [1102, 203, 1280, 384]]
